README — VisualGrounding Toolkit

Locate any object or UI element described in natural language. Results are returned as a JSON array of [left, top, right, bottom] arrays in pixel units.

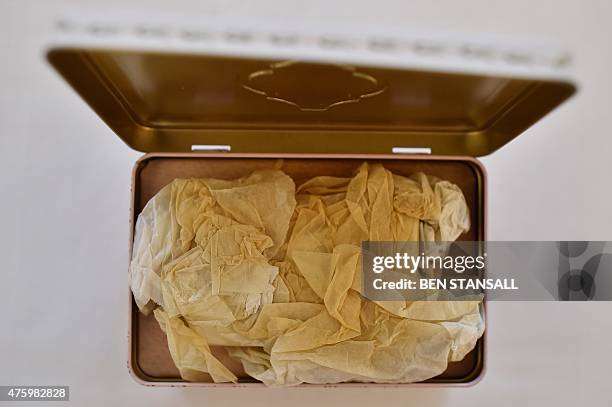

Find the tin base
[[128, 153, 486, 386]]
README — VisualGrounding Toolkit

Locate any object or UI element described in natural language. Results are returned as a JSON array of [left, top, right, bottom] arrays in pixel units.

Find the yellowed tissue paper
[[129, 163, 485, 386]]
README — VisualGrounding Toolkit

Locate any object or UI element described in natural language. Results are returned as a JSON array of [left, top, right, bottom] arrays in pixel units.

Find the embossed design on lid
[[242, 60, 386, 112]]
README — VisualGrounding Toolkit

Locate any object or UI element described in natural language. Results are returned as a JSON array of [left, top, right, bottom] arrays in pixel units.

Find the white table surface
[[1, 0, 611, 406]]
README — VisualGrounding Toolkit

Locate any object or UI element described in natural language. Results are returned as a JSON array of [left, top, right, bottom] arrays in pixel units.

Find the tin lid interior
[[47, 48, 575, 155]]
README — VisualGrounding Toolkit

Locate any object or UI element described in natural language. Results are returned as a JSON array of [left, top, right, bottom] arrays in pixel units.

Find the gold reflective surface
[[47, 48, 575, 155]]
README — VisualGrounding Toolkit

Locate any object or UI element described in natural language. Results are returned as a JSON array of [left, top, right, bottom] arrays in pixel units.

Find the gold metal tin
[[46, 46, 573, 386]]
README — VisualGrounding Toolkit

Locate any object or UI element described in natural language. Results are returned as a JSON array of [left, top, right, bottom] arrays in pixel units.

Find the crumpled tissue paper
[[129, 163, 484, 386]]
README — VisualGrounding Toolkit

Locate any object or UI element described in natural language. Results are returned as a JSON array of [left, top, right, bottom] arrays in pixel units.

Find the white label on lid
[[392, 147, 432, 154], [191, 144, 232, 152]]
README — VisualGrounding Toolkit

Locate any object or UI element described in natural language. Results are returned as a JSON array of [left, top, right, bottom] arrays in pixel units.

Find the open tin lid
[[46, 16, 576, 156]]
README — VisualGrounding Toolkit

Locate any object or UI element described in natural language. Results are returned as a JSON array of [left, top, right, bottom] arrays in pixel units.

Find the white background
[[1, 0, 611, 406]]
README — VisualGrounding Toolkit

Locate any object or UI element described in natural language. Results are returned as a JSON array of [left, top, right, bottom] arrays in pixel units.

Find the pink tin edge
[[126, 152, 488, 388]]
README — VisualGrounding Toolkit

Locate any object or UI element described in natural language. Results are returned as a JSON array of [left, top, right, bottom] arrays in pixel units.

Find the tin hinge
[[191, 144, 231, 152], [392, 147, 432, 155]]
